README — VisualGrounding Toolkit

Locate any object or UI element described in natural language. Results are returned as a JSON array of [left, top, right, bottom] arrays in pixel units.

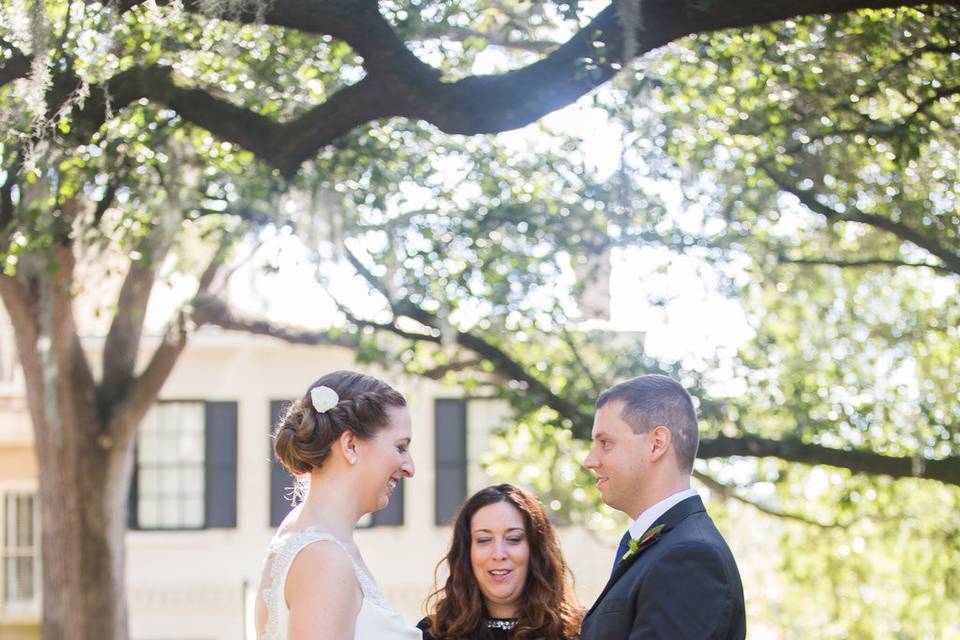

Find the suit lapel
[[584, 496, 706, 620]]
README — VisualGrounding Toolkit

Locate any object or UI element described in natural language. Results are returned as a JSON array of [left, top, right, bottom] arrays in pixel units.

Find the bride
[[255, 370, 422, 639]]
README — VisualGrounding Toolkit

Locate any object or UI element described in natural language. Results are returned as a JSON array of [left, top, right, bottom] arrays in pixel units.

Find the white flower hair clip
[[310, 386, 339, 413]]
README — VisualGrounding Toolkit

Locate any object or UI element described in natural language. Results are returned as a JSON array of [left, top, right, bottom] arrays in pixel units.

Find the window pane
[[4, 495, 33, 548], [180, 405, 204, 436], [183, 497, 204, 528], [178, 432, 204, 463], [8, 556, 35, 600], [5, 557, 18, 600], [4, 495, 13, 547], [138, 468, 159, 498], [3, 493, 38, 608], [160, 500, 180, 528], [157, 433, 178, 464], [181, 466, 204, 492], [138, 498, 159, 529], [138, 432, 157, 465], [159, 467, 181, 498], [15, 496, 32, 546]]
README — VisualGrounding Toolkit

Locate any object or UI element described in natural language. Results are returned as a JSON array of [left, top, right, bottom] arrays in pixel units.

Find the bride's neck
[[297, 468, 364, 540]]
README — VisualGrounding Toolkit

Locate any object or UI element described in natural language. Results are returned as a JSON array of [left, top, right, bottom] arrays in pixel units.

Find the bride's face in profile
[[356, 405, 415, 512]]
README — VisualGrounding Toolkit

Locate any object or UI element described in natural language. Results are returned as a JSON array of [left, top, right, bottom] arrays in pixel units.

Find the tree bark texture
[[0, 239, 195, 639]]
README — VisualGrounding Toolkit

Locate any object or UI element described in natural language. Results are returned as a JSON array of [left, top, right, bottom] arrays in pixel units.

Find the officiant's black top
[[417, 617, 513, 640]]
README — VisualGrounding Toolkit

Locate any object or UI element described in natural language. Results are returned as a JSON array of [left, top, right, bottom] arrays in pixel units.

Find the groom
[[579, 374, 746, 639]]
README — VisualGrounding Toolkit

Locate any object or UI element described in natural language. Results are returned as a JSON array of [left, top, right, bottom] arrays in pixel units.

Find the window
[[135, 402, 205, 529], [2, 492, 39, 613], [130, 401, 237, 531]]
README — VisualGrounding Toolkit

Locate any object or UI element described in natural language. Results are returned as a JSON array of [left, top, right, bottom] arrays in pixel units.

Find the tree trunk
[[33, 417, 135, 640], [1, 250, 136, 640]]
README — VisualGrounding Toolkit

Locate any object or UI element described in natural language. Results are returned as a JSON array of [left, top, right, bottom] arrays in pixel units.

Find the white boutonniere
[[310, 386, 339, 413]]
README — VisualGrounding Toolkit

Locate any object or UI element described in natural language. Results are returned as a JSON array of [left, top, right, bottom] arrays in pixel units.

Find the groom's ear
[[648, 425, 672, 462]]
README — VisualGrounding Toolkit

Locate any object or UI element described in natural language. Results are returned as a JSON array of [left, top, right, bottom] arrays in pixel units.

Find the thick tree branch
[[401, 0, 954, 139], [0, 38, 31, 87], [693, 470, 840, 528], [779, 255, 953, 274], [105, 308, 189, 449], [51, 245, 98, 428], [419, 358, 485, 380], [344, 248, 591, 424], [343, 247, 396, 309], [760, 162, 960, 275], [184, 290, 960, 487], [104, 246, 226, 447], [858, 41, 960, 101], [698, 434, 960, 486], [8, 1, 954, 177], [415, 24, 556, 54], [454, 330, 591, 424], [92, 177, 119, 227], [561, 324, 602, 394], [100, 261, 157, 402], [125, 0, 439, 87], [909, 83, 960, 121], [331, 298, 438, 344], [191, 293, 361, 349]]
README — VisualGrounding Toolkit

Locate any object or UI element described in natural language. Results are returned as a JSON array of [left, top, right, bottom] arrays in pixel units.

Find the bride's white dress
[[260, 527, 422, 640]]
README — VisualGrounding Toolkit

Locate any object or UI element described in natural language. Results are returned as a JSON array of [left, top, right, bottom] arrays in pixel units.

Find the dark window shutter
[[371, 477, 404, 527], [434, 399, 467, 525], [270, 400, 295, 527], [127, 451, 139, 530], [205, 401, 238, 528]]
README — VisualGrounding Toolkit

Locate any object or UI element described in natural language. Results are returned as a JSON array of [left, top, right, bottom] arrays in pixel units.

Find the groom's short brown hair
[[597, 374, 699, 472]]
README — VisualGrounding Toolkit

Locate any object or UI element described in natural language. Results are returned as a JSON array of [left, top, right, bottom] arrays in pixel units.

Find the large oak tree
[[1, 1, 958, 638]]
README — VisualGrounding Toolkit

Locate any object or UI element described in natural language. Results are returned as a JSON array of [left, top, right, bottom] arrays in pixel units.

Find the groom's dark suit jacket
[[580, 496, 746, 640]]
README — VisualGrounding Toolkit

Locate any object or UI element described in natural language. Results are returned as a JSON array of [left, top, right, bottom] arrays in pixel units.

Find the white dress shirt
[[627, 488, 699, 540]]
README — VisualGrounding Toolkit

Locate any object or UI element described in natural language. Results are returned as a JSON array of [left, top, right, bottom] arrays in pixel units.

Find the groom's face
[[584, 400, 649, 519]]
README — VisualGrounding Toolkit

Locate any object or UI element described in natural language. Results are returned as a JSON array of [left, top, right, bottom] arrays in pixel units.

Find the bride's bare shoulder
[[285, 540, 362, 636]]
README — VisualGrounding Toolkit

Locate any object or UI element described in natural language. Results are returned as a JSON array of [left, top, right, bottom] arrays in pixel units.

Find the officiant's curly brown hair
[[423, 484, 581, 640]]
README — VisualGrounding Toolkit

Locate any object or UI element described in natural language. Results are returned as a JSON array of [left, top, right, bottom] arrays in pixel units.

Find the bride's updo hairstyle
[[273, 370, 406, 475]]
